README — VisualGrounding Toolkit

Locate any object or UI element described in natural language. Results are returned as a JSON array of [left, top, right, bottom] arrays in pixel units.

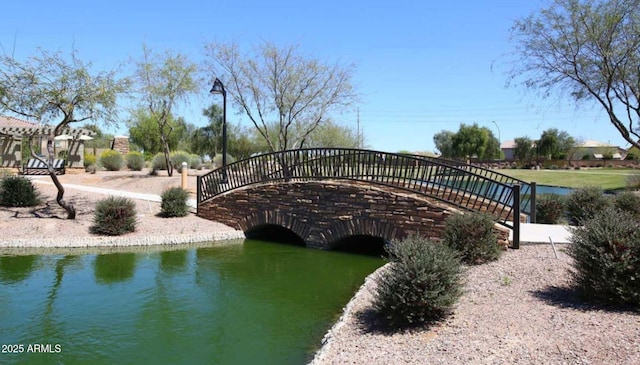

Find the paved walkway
[[31, 178, 572, 245], [31, 179, 197, 208]]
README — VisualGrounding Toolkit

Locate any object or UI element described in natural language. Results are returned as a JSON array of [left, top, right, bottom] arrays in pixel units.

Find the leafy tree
[[433, 130, 456, 158], [190, 104, 224, 158], [204, 41, 358, 152], [227, 123, 262, 160], [128, 108, 187, 155], [510, 0, 640, 149], [302, 119, 361, 148], [133, 45, 197, 176], [451, 123, 498, 159], [0, 49, 128, 218], [514, 136, 534, 163]]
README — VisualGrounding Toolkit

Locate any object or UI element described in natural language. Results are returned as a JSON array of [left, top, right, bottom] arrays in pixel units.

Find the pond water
[[0, 239, 384, 365]]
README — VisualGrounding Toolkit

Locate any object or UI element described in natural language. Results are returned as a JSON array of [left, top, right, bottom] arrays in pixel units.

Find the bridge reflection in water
[[197, 148, 534, 248]]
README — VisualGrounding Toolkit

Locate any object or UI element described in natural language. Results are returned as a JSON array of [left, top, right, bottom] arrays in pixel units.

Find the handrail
[[197, 148, 532, 230]]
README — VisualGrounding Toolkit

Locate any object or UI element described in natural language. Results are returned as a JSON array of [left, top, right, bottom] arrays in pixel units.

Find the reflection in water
[[94, 253, 137, 284], [0, 240, 383, 365], [0, 255, 38, 284], [159, 250, 188, 273]]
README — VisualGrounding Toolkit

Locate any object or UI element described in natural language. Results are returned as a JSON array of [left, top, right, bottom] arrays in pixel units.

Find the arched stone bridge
[[197, 148, 533, 249]]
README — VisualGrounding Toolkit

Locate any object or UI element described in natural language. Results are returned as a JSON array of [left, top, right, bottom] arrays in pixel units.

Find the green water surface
[[0, 240, 383, 365]]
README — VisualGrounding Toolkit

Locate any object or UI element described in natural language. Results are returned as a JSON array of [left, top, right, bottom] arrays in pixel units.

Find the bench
[[22, 159, 66, 175]]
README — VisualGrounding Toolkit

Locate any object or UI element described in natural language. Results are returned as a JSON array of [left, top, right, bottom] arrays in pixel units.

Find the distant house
[[0, 115, 94, 169], [572, 140, 626, 160], [500, 140, 517, 161]]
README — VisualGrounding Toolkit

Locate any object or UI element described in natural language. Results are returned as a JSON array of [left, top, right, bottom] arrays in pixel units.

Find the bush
[[151, 153, 168, 171], [90, 196, 137, 235], [614, 191, 640, 219], [212, 153, 236, 168], [170, 151, 191, 173], [84, 152, 97, 167], [535, 194, 566, 224], [568, 207, 640, 307], [189, 154, 202, 169], [125, 152, 145, 171], [0, 176, 41, 207], [626, 174, 640, 191], [99, 150, 124, 171], [443, 212, 501, 265], [160, 187, 190, 217], [372, 235, 463, 329], [566, 186, 610, 225]]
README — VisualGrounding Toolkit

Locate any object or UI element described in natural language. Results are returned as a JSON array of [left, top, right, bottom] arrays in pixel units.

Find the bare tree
[[0, 48, 128, 218], [509, 0, 640, 149], [133, 45, 197, 176], [203, 41, 358, 152]]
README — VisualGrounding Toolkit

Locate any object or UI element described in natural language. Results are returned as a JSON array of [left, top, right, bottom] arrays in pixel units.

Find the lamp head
[[210, 78, 225, 95]]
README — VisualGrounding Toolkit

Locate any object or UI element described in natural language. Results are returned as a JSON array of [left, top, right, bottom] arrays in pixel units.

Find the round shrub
[[99, 150, 124, 171], [212, 153, 236, 168], [613, 191, 640, 219], [189, 154, 202, 169], [372, 235, 463, 329], [535, 194, 566, 224], [568, 207, 640, 307], [160, 187, 189, 217], [84, 152, 96, 167], [90, 196, 137, 235], [125, 151, 145, 171], [0, 176, 41, 207], [443, 212, 501, 265], [151, 152, 168, 171], [170, 151, 191, 173], [566, 186, 610, 225]]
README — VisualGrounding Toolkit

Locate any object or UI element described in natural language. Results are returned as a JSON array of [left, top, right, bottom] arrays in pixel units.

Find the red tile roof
[[0, 115, 40, 128]]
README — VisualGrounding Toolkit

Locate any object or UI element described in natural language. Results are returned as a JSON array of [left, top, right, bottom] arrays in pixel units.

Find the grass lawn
[[495, 168, 640, 190]]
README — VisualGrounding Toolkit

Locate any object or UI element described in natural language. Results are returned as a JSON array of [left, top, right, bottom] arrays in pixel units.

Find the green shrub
[[151, 152, 168, 171], [372, 235, 463, 329], [568, 207, 640, 307], [0, 176, 41, 207], [170, 151, 191, 173], [443, 212, 502, 265], [627, 174, 640, 191], [84, 152, 97, 167], [125, 151, 145, 171], [90, 196, 137, 235], [160, 187, 190, 217], [99, 150, 124, 171], [613, 191, 640, 219], [212, 153, 236, 168], [536, 194, 566, 224], [566, 186, 611, 225], [189, 154, 202, 169]]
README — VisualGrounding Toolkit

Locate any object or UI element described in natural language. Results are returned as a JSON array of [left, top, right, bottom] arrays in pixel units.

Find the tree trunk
[[30, 134, 76, 219]]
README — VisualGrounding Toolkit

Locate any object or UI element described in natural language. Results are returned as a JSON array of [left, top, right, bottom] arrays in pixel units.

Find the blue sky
[[1, 0, 627, 153]]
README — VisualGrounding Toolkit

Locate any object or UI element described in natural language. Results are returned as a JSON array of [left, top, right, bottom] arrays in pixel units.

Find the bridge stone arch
[[198, 180, 510, 249]]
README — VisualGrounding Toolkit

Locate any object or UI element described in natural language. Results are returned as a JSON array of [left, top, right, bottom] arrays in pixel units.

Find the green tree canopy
[[514, 136, 534, 163], [127, 108, 187, 155]]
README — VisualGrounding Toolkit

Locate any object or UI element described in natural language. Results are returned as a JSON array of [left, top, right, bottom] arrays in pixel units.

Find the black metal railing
[[197, 148, 532, 237]]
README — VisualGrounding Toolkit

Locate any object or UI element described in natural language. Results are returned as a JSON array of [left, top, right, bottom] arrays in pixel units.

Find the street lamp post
[[492, 120, 501, 159], [210, 78, 227, 183]]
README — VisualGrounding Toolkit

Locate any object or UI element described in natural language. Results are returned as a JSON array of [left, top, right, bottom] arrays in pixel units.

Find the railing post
[[196, 175, 201, 216], [512, 184, 520, 249], [530, 182, 536, 223]]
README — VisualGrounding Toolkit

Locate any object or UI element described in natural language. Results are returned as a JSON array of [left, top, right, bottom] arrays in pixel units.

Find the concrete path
[[31, 179, 197, 208]]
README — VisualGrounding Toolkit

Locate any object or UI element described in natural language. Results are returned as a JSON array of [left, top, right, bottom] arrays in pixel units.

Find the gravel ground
[[311, 243, 640, 365], [0, 169, 244, 249]]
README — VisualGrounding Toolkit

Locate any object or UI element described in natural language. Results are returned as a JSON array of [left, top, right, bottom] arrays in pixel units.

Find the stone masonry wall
[[198, 180, 510, 249]]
